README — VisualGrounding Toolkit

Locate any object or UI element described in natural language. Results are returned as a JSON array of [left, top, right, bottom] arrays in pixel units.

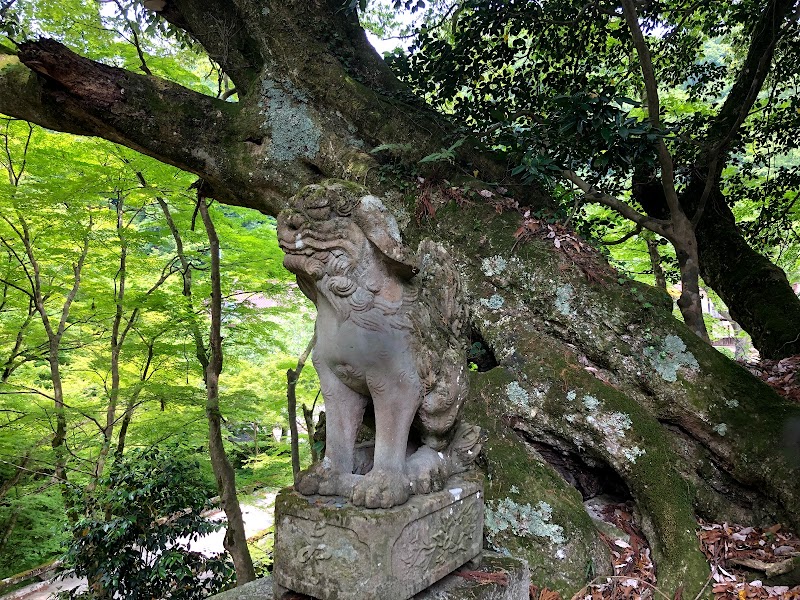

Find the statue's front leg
[[296, 358, 367, 497], [351, 371, 421, 508]]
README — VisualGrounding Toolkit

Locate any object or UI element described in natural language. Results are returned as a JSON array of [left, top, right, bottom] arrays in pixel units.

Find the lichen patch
[[506, 381, 531, 410], [555, 283, 574, 316], [482, 255, 508, 277], [644, 334, 699, 382], [623, 446, 646, 462], [583, 394, 600, 411], [480, 294, 505, 310], [571, 393, 645, 464], [259, 79, 321, 162], [485, 498, 567, 546]]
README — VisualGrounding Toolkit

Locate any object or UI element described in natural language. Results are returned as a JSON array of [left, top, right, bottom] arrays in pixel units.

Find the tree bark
[[0, 504, 20, 557], [671, 220, 711, 343], [198, 198, 256, 585], [688, 179, 800, 359], [1, 2, 799, 596]]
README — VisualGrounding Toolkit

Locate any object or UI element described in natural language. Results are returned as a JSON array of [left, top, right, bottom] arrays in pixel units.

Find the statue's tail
[[446, 421, 485, 473], [410, 240, 481, 469]]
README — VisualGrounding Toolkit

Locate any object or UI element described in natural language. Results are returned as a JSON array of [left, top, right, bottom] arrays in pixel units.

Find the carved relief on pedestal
[[393, 493, 482, 578], [272, 475, 484, 600]]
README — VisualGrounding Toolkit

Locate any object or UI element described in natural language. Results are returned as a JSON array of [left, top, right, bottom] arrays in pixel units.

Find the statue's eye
[[304, 197, 330, 210], [306, 206, 330, 220]]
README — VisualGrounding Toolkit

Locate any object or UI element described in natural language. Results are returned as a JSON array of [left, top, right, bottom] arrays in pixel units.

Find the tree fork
[[631, 0, 800, 358], [635, 172, 800, 359]]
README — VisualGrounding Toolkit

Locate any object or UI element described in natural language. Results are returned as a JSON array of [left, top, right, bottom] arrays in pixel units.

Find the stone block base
[[272, 472, 484, 600], [206, 554, 530, 600]]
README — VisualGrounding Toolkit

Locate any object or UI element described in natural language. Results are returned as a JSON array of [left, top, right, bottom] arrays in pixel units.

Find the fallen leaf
[[456, 570, 509, 586], [538, 588, 562, 600]]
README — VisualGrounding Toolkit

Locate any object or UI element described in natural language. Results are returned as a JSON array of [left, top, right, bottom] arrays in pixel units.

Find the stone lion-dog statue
[[277, 181, 481, 508]]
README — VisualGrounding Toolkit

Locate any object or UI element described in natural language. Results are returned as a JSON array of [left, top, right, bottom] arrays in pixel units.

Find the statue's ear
[[354, 195, 418, 280]]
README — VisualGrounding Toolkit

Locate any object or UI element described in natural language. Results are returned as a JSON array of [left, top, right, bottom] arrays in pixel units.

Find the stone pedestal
[[207, 554, 529, 600], [272, 472, 484, 600]]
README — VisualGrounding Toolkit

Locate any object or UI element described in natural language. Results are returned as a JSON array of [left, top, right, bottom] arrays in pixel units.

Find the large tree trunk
[[2, 2, 799, 596], [402, 198, 800, 595], [686, 177, 800, 359]]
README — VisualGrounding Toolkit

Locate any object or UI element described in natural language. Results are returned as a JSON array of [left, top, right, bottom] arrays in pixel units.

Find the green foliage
[[0, 118, 314, 575], [0, 487, 66, 579], [59, 445, 234, 600], [418, 136, 465, 164], [248, 536, 274, 578]]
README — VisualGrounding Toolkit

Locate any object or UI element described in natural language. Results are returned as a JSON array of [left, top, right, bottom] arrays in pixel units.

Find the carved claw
[[296, 460, 342, 496], [351, 469, 411, 508], [296, 462, 363, 498], [406, 446, 450, 495]]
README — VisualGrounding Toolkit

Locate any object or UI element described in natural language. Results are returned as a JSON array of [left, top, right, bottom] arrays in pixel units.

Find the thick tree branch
[[707, 0, 797, 154], [153, 0, 264, 92], [1, 8, 542, 217], [0, 40, 319, 213], [561, 169, 671, 239], [8, 40, 237, 182]]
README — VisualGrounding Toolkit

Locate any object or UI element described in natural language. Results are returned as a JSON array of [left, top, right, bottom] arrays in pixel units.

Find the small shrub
[[59, 445, 234, 599]]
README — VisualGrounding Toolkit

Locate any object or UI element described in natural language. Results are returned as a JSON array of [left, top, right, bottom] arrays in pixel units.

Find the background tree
[[0, 123, 310, 581], [197, 195, 256, 583], [389, 0, 800, 358]]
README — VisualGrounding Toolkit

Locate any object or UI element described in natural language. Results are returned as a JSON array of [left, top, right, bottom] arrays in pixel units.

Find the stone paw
[[406, 446, 449, 495], [351, 469, 411, 508], [296, 460, 336, 496]]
